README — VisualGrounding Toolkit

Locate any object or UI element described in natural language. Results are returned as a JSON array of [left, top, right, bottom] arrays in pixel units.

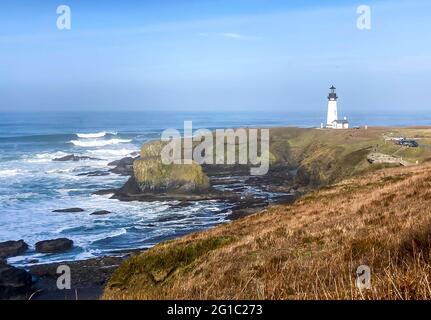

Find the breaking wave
[[69, 139, 132, 147], [76, 132, 117, 139], [0, 169, 22, 177]]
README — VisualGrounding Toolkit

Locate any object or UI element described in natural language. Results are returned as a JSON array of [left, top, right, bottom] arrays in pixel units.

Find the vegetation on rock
[[133, 141, 210, 193]]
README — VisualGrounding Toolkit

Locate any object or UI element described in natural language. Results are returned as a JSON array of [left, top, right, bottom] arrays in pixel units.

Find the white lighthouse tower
[[325, 85, 349, 129], [326, 86, 338, 126]]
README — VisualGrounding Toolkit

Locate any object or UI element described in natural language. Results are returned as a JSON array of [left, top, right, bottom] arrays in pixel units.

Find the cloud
[[221, 32, 249, 39]]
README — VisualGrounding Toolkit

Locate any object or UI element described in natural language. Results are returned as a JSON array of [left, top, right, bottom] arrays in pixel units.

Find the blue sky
[[0, 0, 430, 113]]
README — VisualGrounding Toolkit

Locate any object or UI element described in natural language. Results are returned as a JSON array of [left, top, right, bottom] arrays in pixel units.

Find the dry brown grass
[[104, 162, 431, 300]]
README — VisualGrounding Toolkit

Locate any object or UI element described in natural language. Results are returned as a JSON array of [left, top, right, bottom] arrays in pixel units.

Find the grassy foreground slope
[[104, 162, 431, 299]]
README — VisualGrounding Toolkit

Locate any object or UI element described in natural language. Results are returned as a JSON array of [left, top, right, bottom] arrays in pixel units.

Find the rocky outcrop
[[77, 170, 110, 177], [0, 261, 33, 299], [53, 154, 101, 162], [91, 210, 111, 216], [35, 238, 74, 254], [108, 156, 136, 176], [132, 141, 210, 194], [0, 240, 28, 259], [52, 208, 85, 213]]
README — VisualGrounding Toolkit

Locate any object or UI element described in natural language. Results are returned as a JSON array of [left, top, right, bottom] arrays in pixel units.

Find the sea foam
[[0, 169, 23, 177], [76, 131, 117, 139], [70, 139, 132, 147]]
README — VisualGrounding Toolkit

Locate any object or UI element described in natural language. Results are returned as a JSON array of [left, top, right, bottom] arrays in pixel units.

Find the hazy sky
[[0, 0, 430, 113]]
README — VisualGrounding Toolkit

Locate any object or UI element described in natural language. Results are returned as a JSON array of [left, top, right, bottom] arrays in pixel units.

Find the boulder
[[35, 238, 74, 254], [52, 208, 85, 213], [91, 210, 111, 216], [0, 261, 33, 299], [0, 240, 28, 259]]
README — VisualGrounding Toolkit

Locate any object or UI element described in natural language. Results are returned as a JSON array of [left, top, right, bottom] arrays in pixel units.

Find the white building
[[325, 86, 349, 129]]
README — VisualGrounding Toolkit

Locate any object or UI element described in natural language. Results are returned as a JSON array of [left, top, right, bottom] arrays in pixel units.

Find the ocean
[[1, 111, 430, 266]]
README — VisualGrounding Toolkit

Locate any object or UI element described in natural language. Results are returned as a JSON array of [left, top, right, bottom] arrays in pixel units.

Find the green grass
[[133, 140, 210, 192], [105, 236, 234, 297], [268, 127, 431, 186]]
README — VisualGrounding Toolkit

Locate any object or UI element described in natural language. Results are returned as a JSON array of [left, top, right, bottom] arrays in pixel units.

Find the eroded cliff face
[[133, 141, 210, 194]]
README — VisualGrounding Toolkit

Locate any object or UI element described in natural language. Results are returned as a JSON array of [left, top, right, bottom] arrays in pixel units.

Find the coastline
[[4, 125, 431, 300]]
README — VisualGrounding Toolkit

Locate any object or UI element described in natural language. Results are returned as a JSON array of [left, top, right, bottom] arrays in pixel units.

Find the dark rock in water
[[108, 156, 136, 176], [91, 210, 111, 216], [28, 259, 39, 264], [169, 201, 192, 209], [52, 208, 85, 213], [0, 261, 33, 300], [108, 157, 134, 167], [157, 214, 188, 223], [92, 189, 117, 196], [35, 238, 74, 254], [115, 176, 143, 195], [77, 170, 110, 177], [109, 166, 133, 176], [53, 154, 101, 162], [0, 240, 28, 259]]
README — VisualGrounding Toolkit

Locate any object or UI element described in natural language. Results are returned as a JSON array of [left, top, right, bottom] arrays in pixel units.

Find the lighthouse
[[325, 86, 349, 129], [326, 86, 338, 126]]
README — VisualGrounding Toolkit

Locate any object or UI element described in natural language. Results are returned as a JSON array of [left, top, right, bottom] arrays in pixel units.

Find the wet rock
[[91, 210, 111, 216], [92, 189, 117, 196], [114, 176, 141, 196], [52, 208, 85, 213], [108, 157, 134, 167], [169, 201, 192, 209], [35, 238, 74, 254], [77, 170, 110, 177], [157, 214, 187, 223], [53, 154, 101, 162], [0, 261, 33, 299], [28, 256, 126, 300], [0, 240, 29, 259], [27, 259, 39, 264], [108, 156, 136, 176]]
